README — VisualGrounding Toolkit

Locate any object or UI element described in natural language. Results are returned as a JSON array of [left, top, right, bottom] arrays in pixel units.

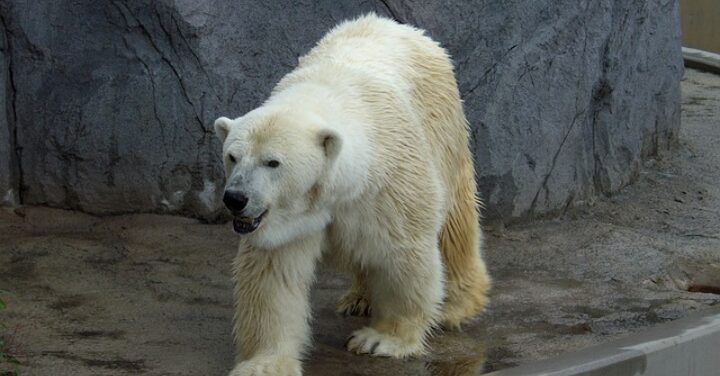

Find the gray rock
[[390, 0, 683, 219], [0, 0, 683, 222]]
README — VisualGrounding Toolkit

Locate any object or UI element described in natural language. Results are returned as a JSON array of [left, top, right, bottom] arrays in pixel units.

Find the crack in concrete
[[110, 1, 200, 207], [166, 12, 219, 102], [378, 0, 403, 24], [150, 4, 222, 128], [136, 49, 168, 146], [528, 22, 591, 215], [464, 44, 518, 97], [112, 25, 175, 197], [590, 32, 614, 196], [529, 105, 586, 213], [110, 1, 209, 135], [0, 10, 23, 204]]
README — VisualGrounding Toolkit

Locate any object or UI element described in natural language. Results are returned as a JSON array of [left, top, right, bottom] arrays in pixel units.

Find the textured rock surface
[[0, 0, 683, 221]]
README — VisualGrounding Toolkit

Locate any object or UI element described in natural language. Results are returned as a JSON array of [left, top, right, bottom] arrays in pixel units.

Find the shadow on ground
[[1, 69, 719, 375]]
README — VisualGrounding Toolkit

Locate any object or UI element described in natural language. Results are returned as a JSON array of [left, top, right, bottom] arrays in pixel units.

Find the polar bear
[[214, 14, 490, 376]]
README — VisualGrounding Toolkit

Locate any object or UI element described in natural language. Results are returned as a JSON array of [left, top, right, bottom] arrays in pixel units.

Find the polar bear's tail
[[439, 155, 491, 329]]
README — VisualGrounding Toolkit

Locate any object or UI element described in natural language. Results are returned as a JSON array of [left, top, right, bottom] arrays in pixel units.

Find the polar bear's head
[[214, 107, 342, 246]]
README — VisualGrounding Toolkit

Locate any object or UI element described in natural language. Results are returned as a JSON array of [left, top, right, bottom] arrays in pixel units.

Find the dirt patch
[[48, 295, 87, 312], [62, 330, 126, 340], [43, 351, 146, 372]]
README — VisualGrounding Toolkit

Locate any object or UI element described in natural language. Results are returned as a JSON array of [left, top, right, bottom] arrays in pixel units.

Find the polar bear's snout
[[223, 190, 249, 213], [223, 189, 268, 235]]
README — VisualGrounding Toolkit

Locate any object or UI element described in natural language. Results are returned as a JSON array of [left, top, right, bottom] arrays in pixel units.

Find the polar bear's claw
[[337, 291, 371, 317], [345, 327, 423, 358]]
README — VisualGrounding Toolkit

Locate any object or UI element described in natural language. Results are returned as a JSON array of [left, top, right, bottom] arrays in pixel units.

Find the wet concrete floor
[[1, 69, 719, 375]]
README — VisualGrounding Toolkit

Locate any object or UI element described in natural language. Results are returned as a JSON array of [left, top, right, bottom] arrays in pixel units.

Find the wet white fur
[[217, 14, 490, 376]]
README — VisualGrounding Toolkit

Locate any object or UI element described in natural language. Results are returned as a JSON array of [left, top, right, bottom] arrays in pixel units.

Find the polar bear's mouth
[[232, 210, 268, 234]]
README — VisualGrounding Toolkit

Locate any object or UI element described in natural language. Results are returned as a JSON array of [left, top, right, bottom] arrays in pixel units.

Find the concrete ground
[[1, 68, 719, 376]]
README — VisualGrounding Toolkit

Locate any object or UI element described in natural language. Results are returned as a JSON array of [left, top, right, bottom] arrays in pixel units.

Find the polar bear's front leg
[[346, 242, 444, 358], [229, 236, 323, 376], [228, 355, 301, 376]]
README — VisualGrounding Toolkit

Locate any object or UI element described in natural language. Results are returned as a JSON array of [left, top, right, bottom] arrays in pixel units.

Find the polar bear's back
[[300, 15, 428, 79], [299, 14, 471, 191]]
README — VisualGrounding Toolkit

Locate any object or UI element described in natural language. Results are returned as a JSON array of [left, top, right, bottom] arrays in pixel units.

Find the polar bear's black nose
[[223, 190, 248, 212]]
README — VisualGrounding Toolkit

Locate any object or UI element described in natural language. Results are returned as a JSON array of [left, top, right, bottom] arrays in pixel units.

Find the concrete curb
[[683, 47, 720, 75], [484, 305, 720, 376]]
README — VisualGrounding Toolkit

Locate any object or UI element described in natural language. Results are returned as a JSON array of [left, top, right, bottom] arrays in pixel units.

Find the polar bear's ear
[[319, 128, 342, 160], [214, 117, 233, 143]]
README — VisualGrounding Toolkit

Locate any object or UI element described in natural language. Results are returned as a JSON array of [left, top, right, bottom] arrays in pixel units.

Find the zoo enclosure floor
[[1, 68, 719, 375]]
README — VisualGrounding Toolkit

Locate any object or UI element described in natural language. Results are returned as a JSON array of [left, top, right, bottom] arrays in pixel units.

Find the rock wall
[[0, 0, 683, 222]]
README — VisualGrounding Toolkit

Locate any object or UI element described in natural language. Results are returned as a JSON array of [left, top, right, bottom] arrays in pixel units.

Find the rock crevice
[[0, 9, 21, 206]]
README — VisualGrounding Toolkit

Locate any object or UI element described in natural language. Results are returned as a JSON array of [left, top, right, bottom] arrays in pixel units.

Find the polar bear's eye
[[265, 160, 280, 168], [228, 154, 237, 164]]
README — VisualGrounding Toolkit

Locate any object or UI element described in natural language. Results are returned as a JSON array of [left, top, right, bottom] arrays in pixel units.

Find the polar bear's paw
[[345, 327, 423, 358], [337, 290, 371, 317], [228, 355, 301, 376]]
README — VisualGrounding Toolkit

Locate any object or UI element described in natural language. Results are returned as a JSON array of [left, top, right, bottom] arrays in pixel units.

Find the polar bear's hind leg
[[337, 271, 372, 317], [346, 242, 444, 358]]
